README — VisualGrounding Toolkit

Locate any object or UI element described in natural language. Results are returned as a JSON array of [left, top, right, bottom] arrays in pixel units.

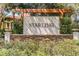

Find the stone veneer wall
[[10, 34, 73, 41]]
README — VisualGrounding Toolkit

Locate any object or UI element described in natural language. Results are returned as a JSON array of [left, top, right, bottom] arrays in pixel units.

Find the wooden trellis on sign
[[15, 8, 72, 16]]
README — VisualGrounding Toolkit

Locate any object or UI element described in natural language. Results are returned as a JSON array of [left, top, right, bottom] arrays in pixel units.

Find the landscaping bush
[[0, 39, 79, 56], [60, 16, 72, 34], [12, 20, 23, 34]]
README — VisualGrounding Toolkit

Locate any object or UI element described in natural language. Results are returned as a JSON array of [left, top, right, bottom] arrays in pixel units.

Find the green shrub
[[12, 20, 23, 34], [0, 39, 79, 56], [51, 40, 79, 56], [60, 16, 72, 34]]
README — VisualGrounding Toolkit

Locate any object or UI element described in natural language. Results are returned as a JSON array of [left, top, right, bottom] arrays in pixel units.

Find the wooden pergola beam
[[4, 8, 72, 19], [15, 8, 72, 15]]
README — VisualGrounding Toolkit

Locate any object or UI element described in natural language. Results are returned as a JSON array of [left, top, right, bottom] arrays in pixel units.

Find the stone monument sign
[[23, 16, 60, 35]]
